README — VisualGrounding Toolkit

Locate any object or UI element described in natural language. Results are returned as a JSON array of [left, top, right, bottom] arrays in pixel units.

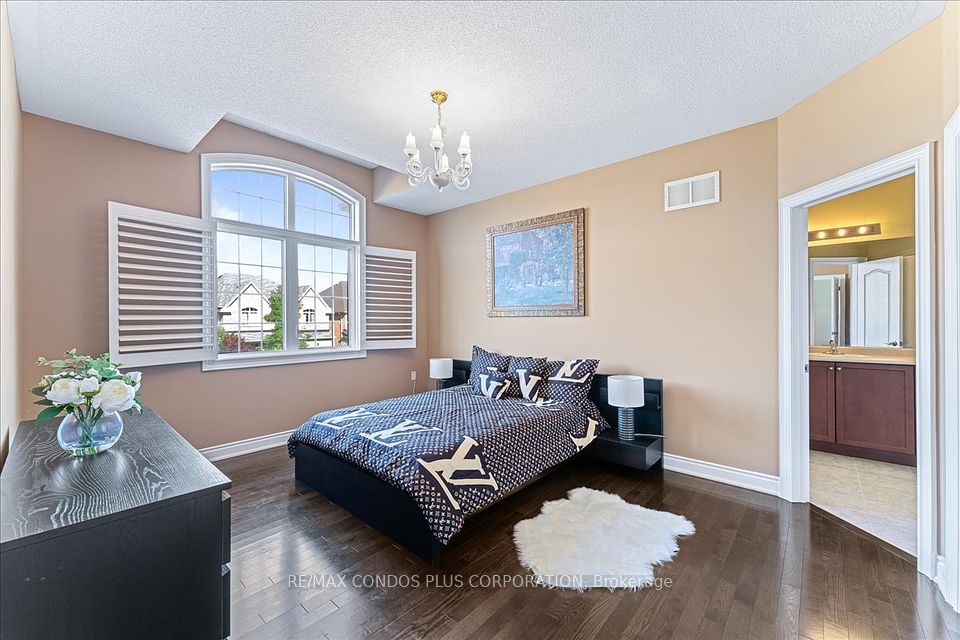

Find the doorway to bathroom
[[777, 144, 936, 579], [806, 174, 917, 554]]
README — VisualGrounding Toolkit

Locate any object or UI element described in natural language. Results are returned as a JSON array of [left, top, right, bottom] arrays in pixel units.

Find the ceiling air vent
[[664, 171, 720, 212]]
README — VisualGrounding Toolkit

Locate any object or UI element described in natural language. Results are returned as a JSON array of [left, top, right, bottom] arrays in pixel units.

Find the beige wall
[[19, 116, 429, 449], [428, 120, 781, 475], [778, 17, 945, 197], [942, 1, 959, 123], [1, 0, 21, 465]]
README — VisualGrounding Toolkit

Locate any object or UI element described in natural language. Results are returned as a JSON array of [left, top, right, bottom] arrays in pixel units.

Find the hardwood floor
[[216, 447, 958, 640]]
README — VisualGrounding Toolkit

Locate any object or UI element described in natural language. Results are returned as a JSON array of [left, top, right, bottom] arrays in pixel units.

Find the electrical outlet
[[410, 371, 417, 381]]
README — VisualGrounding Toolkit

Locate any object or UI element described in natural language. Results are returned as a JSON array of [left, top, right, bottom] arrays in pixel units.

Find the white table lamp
[[608, 375, 645, 440], [430, 358, 454, 391]]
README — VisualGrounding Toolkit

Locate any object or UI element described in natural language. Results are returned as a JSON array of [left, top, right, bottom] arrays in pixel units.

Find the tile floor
[[809, 450, 917, 555]]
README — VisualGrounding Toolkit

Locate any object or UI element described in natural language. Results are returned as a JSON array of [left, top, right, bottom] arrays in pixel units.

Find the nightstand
[[582, 375, 663, 472], [584, 430, 663, 471]]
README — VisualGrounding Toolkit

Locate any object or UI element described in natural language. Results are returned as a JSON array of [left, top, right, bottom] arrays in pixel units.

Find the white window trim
[[200, 153, 367, 371]]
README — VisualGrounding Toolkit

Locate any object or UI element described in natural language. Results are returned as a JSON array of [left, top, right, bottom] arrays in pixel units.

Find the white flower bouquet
[[32, 349, 142, 455]]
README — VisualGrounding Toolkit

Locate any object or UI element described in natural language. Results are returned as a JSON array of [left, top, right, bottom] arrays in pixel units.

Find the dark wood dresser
[[1, 406, 231, 640]]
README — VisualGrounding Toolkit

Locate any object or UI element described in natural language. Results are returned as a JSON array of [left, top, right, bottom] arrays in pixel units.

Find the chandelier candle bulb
[[440, 153, 450, 172], [430, 126, 444, 150], [404, 132, 417, 156], [458, 132, 471, 155]]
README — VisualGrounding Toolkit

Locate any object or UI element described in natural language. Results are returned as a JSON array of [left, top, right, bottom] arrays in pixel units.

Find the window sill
[[201, 349, 367, 372]]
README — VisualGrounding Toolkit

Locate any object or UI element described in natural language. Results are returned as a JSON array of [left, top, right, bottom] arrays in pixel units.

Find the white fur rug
[[513, 487, 695, 590]]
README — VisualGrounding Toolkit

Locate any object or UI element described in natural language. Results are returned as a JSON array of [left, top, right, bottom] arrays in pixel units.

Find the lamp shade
[[429, 358, 453, 380], [607, 375, 645, 408]]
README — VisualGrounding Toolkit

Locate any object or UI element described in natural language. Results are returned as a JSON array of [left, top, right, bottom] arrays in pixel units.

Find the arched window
[[204, 153, 365, 366]]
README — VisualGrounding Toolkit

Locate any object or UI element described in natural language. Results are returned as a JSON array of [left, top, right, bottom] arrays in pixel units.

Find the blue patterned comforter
[[288, 384, 609, 544]]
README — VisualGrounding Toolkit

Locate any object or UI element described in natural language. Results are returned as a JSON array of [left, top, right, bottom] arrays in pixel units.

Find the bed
[[289, 359, 663, 560]]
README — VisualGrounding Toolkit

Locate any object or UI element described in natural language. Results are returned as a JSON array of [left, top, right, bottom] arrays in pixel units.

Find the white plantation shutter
[[364, 246, 416, 349], [108, 201, 217, 366]]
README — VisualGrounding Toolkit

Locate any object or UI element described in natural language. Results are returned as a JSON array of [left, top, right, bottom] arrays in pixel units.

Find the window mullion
[[283, 237, 299, 352], [283, 174, 299, 352]]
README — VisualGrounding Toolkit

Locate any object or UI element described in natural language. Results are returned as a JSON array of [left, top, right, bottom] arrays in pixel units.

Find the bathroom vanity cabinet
[[809, 360, 916, 466]]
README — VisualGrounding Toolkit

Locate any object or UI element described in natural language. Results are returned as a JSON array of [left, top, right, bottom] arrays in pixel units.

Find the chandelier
[[402, 90, 472, 191]]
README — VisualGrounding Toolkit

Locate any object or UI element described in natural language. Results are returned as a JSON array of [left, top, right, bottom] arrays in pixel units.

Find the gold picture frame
[[486, 208, 585, 317]]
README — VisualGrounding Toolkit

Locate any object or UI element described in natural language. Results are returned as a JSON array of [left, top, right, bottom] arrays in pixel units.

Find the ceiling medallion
[[402, 90, 472, 192]]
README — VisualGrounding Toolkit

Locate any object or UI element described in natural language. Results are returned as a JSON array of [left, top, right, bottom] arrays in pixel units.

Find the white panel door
[[852, 256, 903, 347]]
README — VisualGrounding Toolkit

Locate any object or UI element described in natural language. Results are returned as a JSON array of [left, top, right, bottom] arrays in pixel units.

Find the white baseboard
[[934, 554, 948, 590], [200, 429, 294, 462], [663, 453, 781, 496], [933, 555, 959, 613]]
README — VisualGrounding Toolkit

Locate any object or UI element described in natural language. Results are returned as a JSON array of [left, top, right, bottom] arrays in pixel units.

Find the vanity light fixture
[[808, 222, 882, 242]]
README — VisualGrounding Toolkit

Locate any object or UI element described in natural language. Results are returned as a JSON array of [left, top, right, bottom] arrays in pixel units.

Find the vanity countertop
[[808, 348, 916, 366]]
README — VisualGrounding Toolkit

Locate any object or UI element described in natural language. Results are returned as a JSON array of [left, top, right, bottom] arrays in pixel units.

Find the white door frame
[[777, 143, 935, 579], [942, 107, 960, 611]]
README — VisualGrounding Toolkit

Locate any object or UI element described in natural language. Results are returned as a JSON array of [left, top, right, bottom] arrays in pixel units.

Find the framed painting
[[486, 208, 585, 317]]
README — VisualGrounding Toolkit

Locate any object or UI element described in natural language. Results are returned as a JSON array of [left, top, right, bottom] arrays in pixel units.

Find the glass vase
[[57, 411, 124, 456]]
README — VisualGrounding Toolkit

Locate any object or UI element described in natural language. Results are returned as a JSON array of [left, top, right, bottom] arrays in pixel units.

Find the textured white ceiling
[[7, 1, 944, 215]]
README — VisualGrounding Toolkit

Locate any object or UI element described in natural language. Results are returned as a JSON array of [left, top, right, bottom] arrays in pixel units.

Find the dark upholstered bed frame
[[294, 359, 663, 561]]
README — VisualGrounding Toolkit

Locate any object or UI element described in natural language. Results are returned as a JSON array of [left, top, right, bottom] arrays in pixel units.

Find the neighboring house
[[217, 274, 348, 347], [217, 274, 277, 331]]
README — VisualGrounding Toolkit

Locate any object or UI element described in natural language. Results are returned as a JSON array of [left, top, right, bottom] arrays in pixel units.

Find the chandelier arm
[[408, 174, 428, 188], [404, 158, 433, 187], [453, 158, 472, 180], [405, 157, 427, 177]]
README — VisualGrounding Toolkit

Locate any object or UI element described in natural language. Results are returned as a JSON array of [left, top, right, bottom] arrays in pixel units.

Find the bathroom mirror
[[809, 256, 914, 348], [807, 174, 917, 350]]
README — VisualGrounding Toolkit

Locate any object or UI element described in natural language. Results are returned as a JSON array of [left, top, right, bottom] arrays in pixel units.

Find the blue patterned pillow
[[544, 359, 600, 404], [468, 346, 510, 390], [477, 367, 512, 399], [506, 355, 548, 400]]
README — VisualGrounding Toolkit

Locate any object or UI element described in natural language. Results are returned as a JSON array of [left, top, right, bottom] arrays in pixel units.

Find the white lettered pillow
[[506, 355, 548, 400], [544, 359, 600, 404], [478, 367, 512, 399]]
